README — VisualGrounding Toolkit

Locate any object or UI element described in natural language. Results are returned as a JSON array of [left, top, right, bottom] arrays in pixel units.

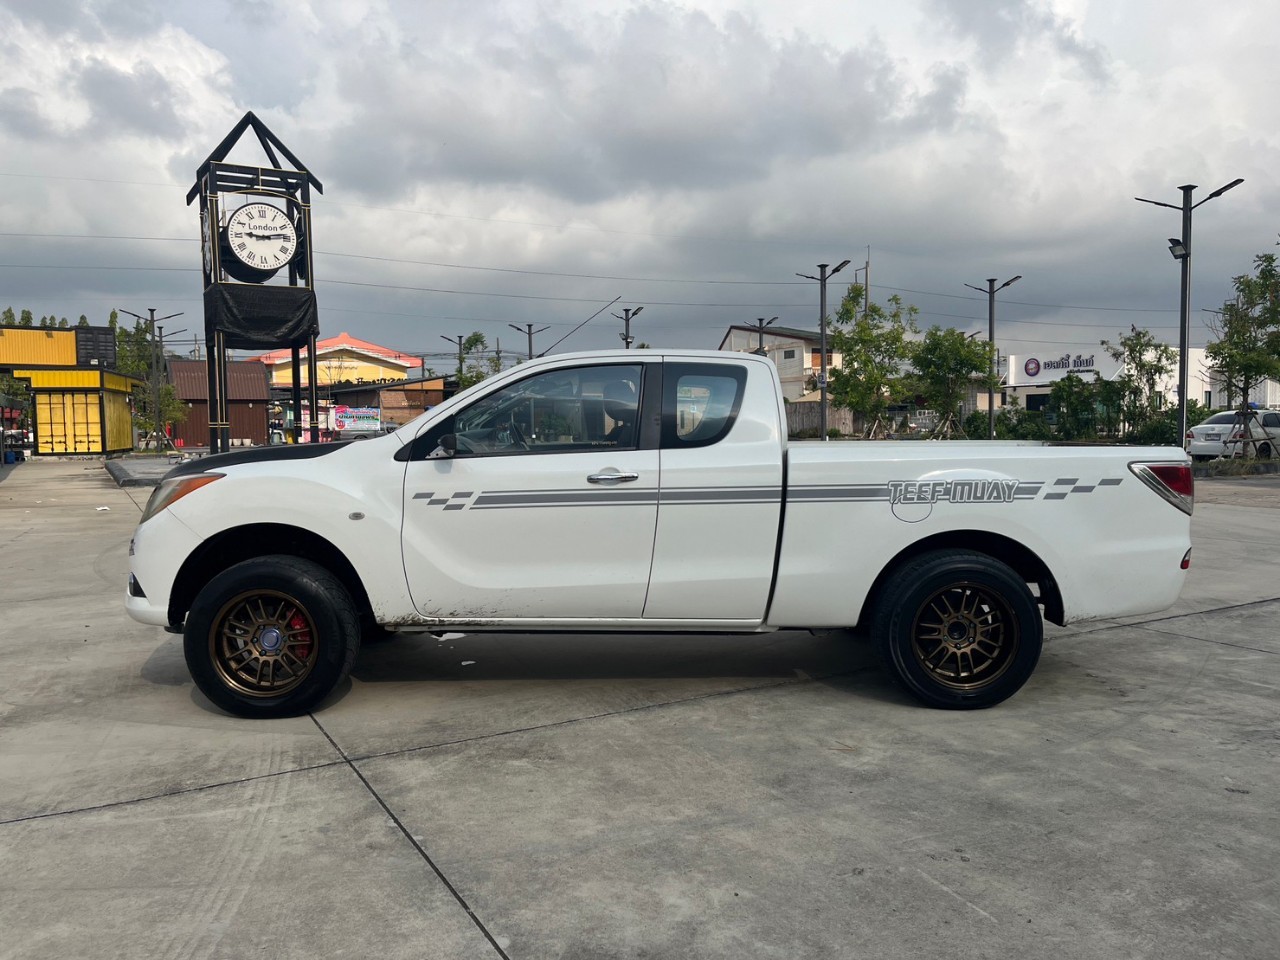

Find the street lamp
[[963, 275, 1021, 439], [119, 307, 184, 447], [509, 322, 550, 360], [796, 259, 851, 440], [1135, 177, 1243, 448], [613, 306, 643, 349], [749, 316, 778, 355]]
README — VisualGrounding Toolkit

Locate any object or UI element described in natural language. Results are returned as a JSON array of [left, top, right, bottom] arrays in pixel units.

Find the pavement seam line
[[309, 715, 513, 960], [348, 669, 866, 765], [0, 759, 348, 827], [1131, 622, 1279, 656], [1049, 595, 1280, 641], [0, 670, 863, 828]]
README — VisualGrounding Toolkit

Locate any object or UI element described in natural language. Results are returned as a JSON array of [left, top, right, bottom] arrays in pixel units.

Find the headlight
[[140, 473, 224, 523]]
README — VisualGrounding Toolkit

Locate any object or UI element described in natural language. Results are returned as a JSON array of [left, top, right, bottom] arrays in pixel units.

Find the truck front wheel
[[872, 551, 1042, 709], [183, 556, 361, 718]]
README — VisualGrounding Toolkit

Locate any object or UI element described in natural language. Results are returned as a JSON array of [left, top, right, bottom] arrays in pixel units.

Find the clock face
[[225, 202, 298, 272]]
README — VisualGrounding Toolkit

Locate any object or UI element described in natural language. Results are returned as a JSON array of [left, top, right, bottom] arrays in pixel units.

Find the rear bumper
[[1056, 539, 1189, 623]]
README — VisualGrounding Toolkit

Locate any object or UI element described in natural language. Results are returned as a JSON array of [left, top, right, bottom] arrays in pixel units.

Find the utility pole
[[441, 334, 467, 384], [613, 306, 644, 349], [509, 322, 550, 360], [119, 307, 183, 447], [749, 316, 778, 355], [853, 246, 871, 318], [963, 276, 1021, 440], [796, 260, 851, 440], [863, 247, 870, 317]]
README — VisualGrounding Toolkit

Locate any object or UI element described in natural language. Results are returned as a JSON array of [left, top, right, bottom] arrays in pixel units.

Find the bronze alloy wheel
[[208, 589, 319, 698], [909, 581, 1020, 691]]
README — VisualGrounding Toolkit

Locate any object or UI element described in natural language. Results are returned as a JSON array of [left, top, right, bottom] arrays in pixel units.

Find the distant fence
[[786, 403, 857, 437]]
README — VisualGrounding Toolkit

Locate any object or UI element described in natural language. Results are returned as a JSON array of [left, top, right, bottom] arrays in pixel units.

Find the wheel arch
[[168, 523, 374, 630], [858, 530, 1064, 627]]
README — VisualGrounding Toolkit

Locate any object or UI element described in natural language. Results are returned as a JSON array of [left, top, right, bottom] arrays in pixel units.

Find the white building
[[1005, 347, 1204, 411], [717, 325, 839, 401]]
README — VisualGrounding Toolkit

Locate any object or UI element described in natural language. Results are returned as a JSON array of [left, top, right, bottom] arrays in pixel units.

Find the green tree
[[1126, 398, 1208, 447], [112, 319, 186, 442], [1, 307, 15, 326], [77, 315, 90, 327], [1095, 377, 1124, 438], [907, 327, 996, 436], [454, 332, 501, 389], [826, 285, 917, 436], [1047, 373, 1100, 441], [19, 309, 34, 327], [1101, 326, 1176, 437], [114, 319, 153, 379], [1205, 253, 1280, 439]]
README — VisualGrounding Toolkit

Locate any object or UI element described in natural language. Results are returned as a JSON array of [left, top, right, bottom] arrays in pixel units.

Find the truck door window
[[662, 363, 747, 448], [413, 363, 645, 458]]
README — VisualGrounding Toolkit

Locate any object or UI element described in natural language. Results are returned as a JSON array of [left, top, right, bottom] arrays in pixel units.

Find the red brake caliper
[[290, 613, 313, 660]]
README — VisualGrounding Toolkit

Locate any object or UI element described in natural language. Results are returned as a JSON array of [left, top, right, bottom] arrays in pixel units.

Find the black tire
[[872, 550, 1042, 709], [184, 555, 361, 718], [1258, 442, 1272, 459]]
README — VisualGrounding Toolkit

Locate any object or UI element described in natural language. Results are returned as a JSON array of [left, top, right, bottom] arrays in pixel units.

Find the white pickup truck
[[126, 350, 1193, 718]]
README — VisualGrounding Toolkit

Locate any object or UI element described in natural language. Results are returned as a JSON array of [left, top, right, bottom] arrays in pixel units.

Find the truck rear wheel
[[872, 550, 1042, 709], [184, 556, 361, 719]]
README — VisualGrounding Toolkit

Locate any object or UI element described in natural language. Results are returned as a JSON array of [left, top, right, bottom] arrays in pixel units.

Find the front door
[[400, 362, 659, 621]]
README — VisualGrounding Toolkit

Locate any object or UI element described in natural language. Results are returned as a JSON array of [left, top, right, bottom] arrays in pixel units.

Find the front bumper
[[124, 509, 204, 629]]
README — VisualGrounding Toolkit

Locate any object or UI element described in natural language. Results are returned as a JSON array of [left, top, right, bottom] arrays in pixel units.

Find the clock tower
[[188, 112, 323, 451]]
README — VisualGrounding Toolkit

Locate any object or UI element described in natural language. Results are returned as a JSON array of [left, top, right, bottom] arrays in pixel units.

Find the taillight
[[1129, 461, 1194, 515], [1185, 430, 1194, 439]]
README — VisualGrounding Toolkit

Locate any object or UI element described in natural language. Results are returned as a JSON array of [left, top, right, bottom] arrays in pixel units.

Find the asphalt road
[[1, 458, 1276, 959]]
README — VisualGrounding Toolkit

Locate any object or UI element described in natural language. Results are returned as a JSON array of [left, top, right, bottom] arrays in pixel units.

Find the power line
[[0, 173, 853, 248], [0, 233, 1206, 315]]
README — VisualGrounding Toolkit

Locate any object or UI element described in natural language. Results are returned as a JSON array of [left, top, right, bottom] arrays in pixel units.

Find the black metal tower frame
[[188, 112, 324, 452]]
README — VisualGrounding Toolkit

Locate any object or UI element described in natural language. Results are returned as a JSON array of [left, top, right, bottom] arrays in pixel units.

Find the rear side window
[[1264, 413, 1280, 428], [662, 363, 747, 448]]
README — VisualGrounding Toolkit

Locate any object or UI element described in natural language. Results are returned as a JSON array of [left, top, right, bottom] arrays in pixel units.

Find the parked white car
[[1186, 410, 1280, 460]]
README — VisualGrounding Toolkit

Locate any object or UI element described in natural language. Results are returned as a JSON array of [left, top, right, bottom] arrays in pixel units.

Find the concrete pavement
[[1, 457, 1277, 959]]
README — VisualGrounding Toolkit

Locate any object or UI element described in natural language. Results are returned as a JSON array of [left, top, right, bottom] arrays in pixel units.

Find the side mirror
[[430, 433, 457, 459]]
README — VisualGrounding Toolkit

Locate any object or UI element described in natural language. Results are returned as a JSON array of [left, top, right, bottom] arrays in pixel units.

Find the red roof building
[[251, 332, 422, 388]]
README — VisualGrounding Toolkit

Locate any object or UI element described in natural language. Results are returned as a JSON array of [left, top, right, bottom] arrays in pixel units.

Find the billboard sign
[[333, 405, 380, 431]]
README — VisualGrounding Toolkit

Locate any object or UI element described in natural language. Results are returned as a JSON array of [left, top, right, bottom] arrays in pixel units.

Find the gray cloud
[[924, 0, 1111, 85], [0, 0, 1270, 362], [75, 58, 184, 138], [0, 87, 52, 139], [311, 4, 970, 204]]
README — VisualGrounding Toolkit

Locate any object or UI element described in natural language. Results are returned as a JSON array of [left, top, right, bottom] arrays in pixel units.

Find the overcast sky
[[1, 0, 1277, 371]]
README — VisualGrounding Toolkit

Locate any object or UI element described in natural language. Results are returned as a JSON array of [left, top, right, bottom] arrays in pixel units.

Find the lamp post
[[749, 316, 778, 355], [963, 276, 1021, 439], [119, 307, 183, 446], [614, 306, 643, 349], [796, 260, 851, 440], [508, 322, 550, 359], [1135, 178, 1243, 449]]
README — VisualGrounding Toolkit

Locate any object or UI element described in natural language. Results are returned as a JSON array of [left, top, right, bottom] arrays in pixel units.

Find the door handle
[[587, 471, 640, 484]]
